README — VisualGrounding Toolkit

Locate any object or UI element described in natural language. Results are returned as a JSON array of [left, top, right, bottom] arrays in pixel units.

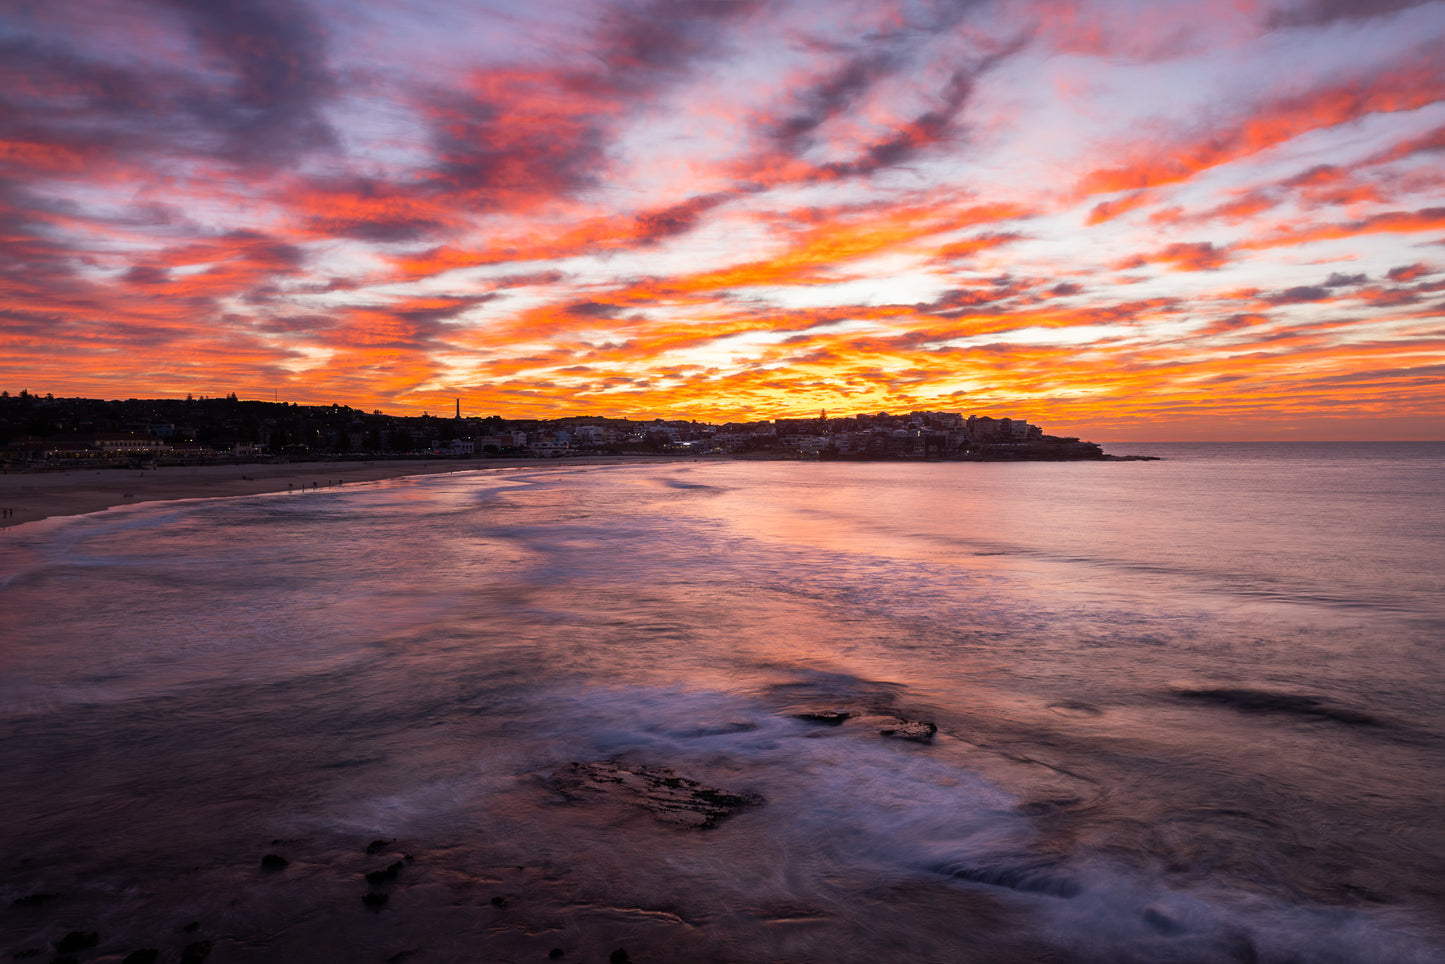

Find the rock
[[260, 853, 289, 871], [877, 718, 937, 743], [10, 892, 59, 907], [365, 861, 404, 886], [1143, 907, 1186, 936], [609, 948, 631, 963], [122, 950, 160, 964], [362, 892, 389, 909], [180, 940, 213, 964], [552, 761, 764, 829], [792, 710, 851, 725], [54, 931, 99, 954], [365, 838, 394, 855]]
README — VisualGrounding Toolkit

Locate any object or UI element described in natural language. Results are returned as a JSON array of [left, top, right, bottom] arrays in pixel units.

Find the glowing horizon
[[3, 0, 1444, 441]]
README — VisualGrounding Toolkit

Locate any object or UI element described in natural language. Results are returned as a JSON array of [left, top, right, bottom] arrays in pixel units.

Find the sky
[[2, 0, 1444, 440]]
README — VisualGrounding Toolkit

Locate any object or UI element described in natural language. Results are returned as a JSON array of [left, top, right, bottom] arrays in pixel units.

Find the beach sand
[[0, 457, 663, 530]]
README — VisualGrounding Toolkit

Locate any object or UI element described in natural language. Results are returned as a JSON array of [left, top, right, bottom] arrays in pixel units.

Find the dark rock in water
[[552, 761, 764, 829], [1016, 797, 1086, 817], [365, 838, 394, 855], [260, 853, 289, 871], [179, 940, 213, 964], [362, 891, 390, 909], [878, 718, 937, 743], [181, 921, 200, 934], [548, 949, 565, 960], [54, 931, 99, 954], [1173, 687, 1382, 726], [365, 860, 405, 885], [490, 895, 508, 908], [122, 949, 160, 964], [10, 892, 59, 907], [1142, 907, 1186, 936], [609, 948, 631, 963], [792, 710, 852, 725]]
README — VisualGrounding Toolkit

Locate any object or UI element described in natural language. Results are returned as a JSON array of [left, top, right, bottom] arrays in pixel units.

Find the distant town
[[0, 391, 1119, 467]]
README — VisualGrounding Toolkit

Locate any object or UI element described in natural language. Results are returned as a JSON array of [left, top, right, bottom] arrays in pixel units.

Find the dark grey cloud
[[750, 5, 1025, 184], [771, 49, 901, 152], [1268, 0, 1441, 27], [255, 313, 340, 334], [568, 301, 624, 319], [163, 0, 337, 161], [426, 89, 610, 199], [0, 0, 337, 173], [222, 230, 307, 271], [393, 295, 494, 326], [123, 265, 171, 286], [0, 180, 91, 296], [1324, 271, 1368, 287], [633, 192, 737, 242], [1386, 262, 1433, 281], [590, 0, 764, 93], [1264, 285, 1332, 304]]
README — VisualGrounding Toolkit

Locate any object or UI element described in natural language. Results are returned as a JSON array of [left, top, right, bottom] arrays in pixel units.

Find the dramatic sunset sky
[[3, 0, 1444, 438]]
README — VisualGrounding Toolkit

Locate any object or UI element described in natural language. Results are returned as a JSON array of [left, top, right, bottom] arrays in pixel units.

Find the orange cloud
[[1241, 206, 1445, 249], [1087, 190, 1158, 225], [1116, 241, 1232, 272], [1077, 56, 1445, 196]]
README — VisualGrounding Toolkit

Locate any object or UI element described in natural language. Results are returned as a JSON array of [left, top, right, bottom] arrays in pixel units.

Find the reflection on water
[[2, 448, 1444, 962]]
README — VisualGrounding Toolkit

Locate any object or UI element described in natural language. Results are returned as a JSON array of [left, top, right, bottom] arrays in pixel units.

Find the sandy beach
[[0, 457, 665, 530]]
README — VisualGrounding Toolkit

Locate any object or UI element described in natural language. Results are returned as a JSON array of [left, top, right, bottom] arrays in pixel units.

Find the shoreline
[[0, 450, 1160, 532], [0, 457, 669, 531]]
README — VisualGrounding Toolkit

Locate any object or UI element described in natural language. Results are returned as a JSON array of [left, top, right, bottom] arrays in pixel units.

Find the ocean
[[2, 443, 1443, 963]]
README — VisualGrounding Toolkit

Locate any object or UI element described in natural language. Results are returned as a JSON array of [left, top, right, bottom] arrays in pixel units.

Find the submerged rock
[[877, 718, 938, 743], [1173, 687, 1382, 726], [792, 710, 852, 725], [935, 857, 1080, 898], [552, 761, 764, 829], [180, 940, 213, 964], [365, 861, 405, 886], [54, 931, 99, 954]]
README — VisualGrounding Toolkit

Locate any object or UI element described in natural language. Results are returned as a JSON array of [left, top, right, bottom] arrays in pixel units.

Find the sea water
[[1, 444, 1443, 962]]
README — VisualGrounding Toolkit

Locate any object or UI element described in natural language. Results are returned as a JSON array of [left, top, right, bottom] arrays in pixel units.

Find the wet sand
[[0, 457, 671, 530]]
